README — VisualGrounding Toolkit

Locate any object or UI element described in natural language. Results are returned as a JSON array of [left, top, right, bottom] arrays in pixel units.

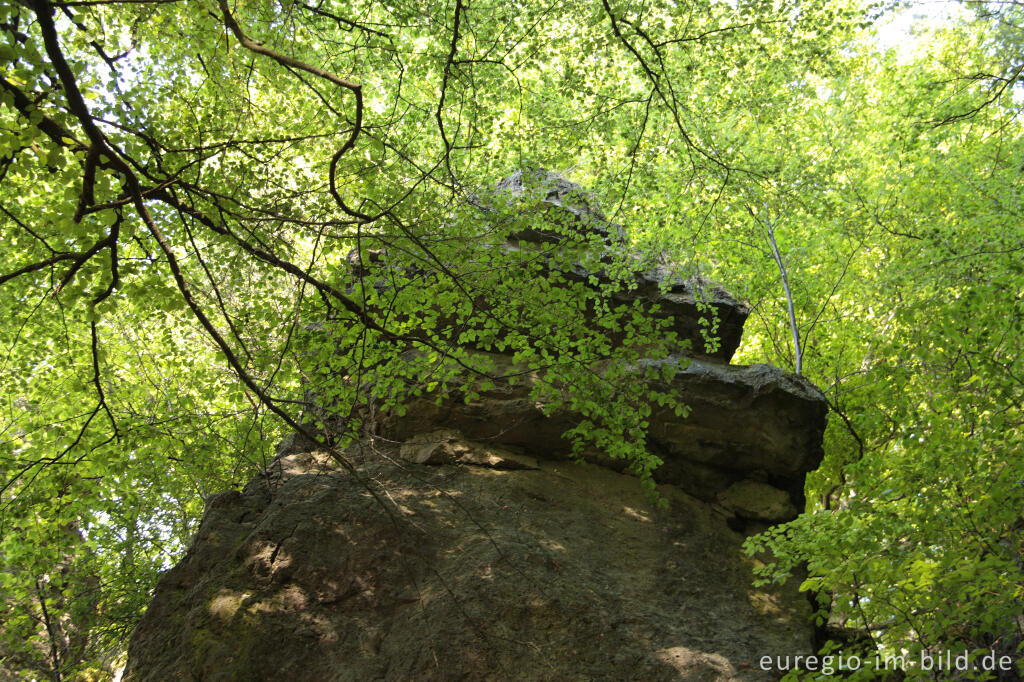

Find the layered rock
[[481, 169, 749, 360], [373, 351, 825, 522], [345, 170, 824, 522], [123, 172, 828, 681]]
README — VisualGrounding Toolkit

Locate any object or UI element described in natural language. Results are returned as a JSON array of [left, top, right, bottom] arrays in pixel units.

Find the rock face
[[124, 450, 816, 682], [123, 172, 828, 681], [375, 353, 825, 519], [484, 169, 749, 360]]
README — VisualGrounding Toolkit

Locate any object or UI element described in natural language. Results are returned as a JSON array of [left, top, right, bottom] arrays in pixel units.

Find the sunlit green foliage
[[1, 0, 1021, 678]]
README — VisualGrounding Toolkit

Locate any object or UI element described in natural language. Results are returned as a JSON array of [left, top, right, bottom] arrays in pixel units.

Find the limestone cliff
[[123, 172, 828, 681]]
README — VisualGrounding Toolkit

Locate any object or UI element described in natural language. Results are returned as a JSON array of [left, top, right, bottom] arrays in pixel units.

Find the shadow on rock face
[[124, 448, 814, 681]]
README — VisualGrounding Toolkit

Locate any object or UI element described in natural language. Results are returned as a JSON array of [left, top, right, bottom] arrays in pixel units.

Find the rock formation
[[123, 171, 828, 681]]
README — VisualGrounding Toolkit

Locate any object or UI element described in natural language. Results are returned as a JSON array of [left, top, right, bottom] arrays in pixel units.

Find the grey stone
[[124, 452, 815, 682], [717, 480, 799, 522], [123, 172, 828, 681], [374, 352, 825, 513]]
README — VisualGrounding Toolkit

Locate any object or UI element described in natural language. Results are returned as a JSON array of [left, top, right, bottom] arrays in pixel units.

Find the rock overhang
[[122, 171, 830, 681]]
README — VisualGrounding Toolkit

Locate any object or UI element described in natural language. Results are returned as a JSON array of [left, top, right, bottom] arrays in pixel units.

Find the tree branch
[[215, 0, 368, 220]]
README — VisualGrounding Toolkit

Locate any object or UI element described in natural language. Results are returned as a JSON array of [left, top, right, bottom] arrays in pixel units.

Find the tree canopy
[[1, 0, 1022, 678]]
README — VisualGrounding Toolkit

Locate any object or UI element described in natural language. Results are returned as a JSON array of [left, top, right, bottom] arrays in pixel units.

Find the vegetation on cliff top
[[0, 0, 1021, 678]]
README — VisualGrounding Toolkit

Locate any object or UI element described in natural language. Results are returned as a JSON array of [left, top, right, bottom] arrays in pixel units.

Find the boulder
[[124, 447, 815, 682], [375, 352, 825, 515], [489, 170, 750, 360], [493, 168, 627, 245], [123, 172, 827, 680], [354, 170, 749, 360]]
